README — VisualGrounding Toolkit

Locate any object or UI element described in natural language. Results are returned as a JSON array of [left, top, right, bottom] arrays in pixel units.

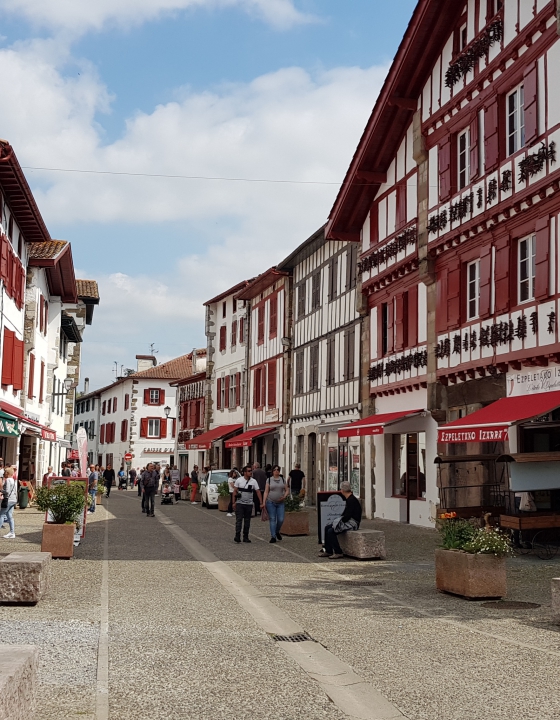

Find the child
[[172, 478, 180, 503], [162, 482, 172, 496]]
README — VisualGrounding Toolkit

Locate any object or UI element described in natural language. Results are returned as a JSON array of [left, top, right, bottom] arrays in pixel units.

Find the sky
[[0, 0, 417, 388]]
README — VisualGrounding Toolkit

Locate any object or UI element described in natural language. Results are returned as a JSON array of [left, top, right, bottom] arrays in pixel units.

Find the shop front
[[0, 410, 19, 466], [185, 424, 243, 470], [225, 425, 281, 469]]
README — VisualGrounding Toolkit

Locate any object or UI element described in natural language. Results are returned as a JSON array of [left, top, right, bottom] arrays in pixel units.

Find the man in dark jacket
[[103, 464, 115, 498], [140, 463, 159, 517], [319, 481, 362, 559]]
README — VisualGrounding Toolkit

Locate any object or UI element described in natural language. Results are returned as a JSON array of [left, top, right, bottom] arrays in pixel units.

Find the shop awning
[[185, 424, 243, 450], [438, 390, 560, 444], [225, 425, 280, 448], [0, 411, 18, 437], [338, 410, 425, 438]]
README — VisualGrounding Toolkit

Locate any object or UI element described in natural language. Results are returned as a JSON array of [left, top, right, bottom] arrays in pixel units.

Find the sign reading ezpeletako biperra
[[506, 364, 560, 398]]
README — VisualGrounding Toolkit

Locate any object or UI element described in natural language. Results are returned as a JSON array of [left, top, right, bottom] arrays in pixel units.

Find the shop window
[[520, 423, 560, 453], [328, 446, 338, 491], [518, 234, 536, 303], [467, 259, 480, 320], [507, 84, 525, 156], [392, 433, 426, 499], [457, 128, 470, 190]]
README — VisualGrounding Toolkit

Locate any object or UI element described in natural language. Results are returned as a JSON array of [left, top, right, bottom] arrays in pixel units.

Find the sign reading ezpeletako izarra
[[438, 427, 509, 444], [506, 364, 560, 398]]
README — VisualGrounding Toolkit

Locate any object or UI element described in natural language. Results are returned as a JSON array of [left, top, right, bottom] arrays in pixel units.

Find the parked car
[[201, 469, 231, 508]]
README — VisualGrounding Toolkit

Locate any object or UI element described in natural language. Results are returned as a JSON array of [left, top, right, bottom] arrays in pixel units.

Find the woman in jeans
[[0, 467, 17, 539], [262, 465, 288, 544]]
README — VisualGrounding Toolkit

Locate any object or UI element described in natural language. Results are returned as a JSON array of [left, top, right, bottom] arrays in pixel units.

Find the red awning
[[338, 410, 425, 438], [185, 424, 243, 450], [0, 401, 59, 441], [225, 425, 280, 448], [438, 391, 560, 444]]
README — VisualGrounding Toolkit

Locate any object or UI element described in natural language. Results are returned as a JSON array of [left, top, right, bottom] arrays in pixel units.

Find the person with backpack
[[140, 463, 159, 517], [262, 465, 289, 543]]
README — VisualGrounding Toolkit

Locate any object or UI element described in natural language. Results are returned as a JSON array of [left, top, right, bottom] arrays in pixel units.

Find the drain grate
[[481, 601, 540, 610], [270, 632, 315, 643]]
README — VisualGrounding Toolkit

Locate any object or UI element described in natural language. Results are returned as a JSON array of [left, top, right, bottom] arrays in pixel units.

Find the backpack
[[143, 472, 156, 490]]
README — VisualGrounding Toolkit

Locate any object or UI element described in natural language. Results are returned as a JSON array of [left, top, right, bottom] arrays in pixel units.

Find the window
[[89, 421, 95, 440], [150, 389, 160, 404], [219, 325, 227, 352], [86, 399, 90, 411], [257, 306, 264, 344], [467, 260, 480, 320], [309, 344, 319, 391], [254, 367, 262, 408], [147, 419, 161, 438], [507, 85, 525, 156], [232, 297, 237, 313], [39, 361, 44, 403], [267, 359, 276, 407], [113, 397, 117, 413], [487, 0, 502, 20], [27, 353, 35, 398], [311, 272, 321, 310], [102, 401, 106, 415], [269, 295, 277, 337], [239, 317, 245, 344], [297, 283, 306, 319], [91, 399, 95, 411], [346, 244, 358, 290], [231, 319, 237, 347], [458, 128, 470, 190], [381, 303, 389, 356], [519, 234, 536, 303], [392, 433, 426, 499], [220, 377, 226, 410], [107, 399, 111, 414], [459, 23, 467, 51], [328, 257, 338, 302], [229, 375, 236, 408], [326, 336, 335, 386], [124, 394, 129, 411], [222, 301, 227, 318], [343, 328, 355, 381], [295, 351, 304, 394]]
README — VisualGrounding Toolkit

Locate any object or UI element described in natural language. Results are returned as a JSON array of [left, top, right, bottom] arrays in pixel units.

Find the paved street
[[3, 494, 560, 719]]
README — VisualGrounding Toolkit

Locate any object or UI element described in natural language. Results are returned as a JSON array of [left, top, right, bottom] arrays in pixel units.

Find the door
[[392, 433, 426, 523], [307, 433, 316, 503], [338, 443, 348, 488]]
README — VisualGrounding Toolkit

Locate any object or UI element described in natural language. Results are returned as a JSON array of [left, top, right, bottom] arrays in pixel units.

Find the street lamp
[[164, 406, 171, 418], [52, 377, 74, 397]]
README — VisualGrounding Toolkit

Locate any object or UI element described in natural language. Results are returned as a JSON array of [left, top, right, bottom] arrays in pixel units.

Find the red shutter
[[439, 136, 452, 201], [267, 359, 276, 407], [158, 390, 165, 406], [217, 378, 222, 410], [225, 375, 230, 409], [235, 372, 241, 406], [269, 296, 278, 337], [0, 235, 8, 283], [12, 338, 24, 390], [124, 394, 129, 410], [469, 113, 479, 182], [191, 401, 198, 428], [258, 306, 264, 344], [386, 300, 394, 355], [535, 217, 550, 300], [140, 418, 148, 438], [370, 202, 379, 245], [113, 398, 117, 412], [395, 294, 405, 351], [396, 183, 407, 230], [121, 420, 125, 442], [479, 246, 492, 319], [199, 399, 205, 427], [28, 353, 35, 398], [524, 61, 538, 146], [408, 285, 418, 348], [447, 258, 461, 330], [219, 325, 226, 351], [436, 269, 448, 334], [494, 235, 510, 314], [39, 361, 45, 403], [159, 419, 167, 439], [172, 418, 176, 437], [143, 389, 150, 404], [102, 401, 106, 415], [484, 96, 500, 171], [377, 305, 384, 358], [100, 424, 105, 444]]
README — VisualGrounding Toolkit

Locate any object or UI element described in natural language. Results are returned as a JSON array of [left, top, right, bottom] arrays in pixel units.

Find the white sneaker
[[3, 533, 15, 539], [191, 502, 198, 505], [226, 513, 233, 517]]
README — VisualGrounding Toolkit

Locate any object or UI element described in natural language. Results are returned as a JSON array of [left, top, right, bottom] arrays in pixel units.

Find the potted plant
[[96, 485, 103, 505], [35, 483, 86, 559], [280, 493, 309, 536], [435, 517, 511, 599], [217, 481, 231, 512]]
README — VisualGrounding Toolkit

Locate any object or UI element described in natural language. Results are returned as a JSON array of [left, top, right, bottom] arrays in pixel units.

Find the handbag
[[260, 505, 269, 522]]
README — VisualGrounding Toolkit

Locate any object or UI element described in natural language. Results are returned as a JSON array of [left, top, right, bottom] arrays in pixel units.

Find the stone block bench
[[338, 529, 386, 560], [0, 645, 39, 720], [0, 552, 51, 604]]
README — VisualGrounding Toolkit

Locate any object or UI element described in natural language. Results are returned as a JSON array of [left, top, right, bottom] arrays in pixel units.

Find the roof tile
[[76, 279, 99, 300], [27, 240, 68, 260]]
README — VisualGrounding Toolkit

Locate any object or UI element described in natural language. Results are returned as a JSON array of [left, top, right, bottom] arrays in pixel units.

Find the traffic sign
[[124, 452, 133, 461]]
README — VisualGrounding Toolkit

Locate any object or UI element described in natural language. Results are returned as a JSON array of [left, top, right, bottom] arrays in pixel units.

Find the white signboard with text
[[506, 364, 560, 397]]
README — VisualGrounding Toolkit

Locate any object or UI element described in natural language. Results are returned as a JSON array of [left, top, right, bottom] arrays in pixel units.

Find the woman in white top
[[0, 467, 17, 539]]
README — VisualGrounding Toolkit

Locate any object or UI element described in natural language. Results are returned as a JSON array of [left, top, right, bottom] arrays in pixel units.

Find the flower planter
[[96, 494, 102, 505], [218, 496, 230, 512], [435, 548, 506, 599], [281, 511, 309, 536], [41, 523, 75, 559]]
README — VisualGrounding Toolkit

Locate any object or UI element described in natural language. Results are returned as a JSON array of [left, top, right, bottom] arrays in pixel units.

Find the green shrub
[[217, 481, 230, 499], [35, 483, 86, 524], [284, 494, 302, 513], [437, 518, 477, 550]]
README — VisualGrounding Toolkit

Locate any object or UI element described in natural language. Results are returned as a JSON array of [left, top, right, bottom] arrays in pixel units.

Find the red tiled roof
[[76, 279, 99, 300], [27, 240, 68, 260], [134, 354, 193, 380], [235, 268, 289, 301]]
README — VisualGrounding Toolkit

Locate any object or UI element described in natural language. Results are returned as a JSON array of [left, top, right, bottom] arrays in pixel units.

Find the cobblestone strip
[[95, 511, 109, 720], [156, 512, 406, 720]]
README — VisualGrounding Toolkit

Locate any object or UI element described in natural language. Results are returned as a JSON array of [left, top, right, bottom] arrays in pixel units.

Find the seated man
[[320, 481, 362, 559]]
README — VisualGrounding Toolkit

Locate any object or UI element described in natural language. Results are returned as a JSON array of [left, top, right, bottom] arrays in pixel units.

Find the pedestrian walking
[[118, 467, 126, 490], [319, 481, 362, 559], [288, 463, 306, 498], [103, 464, 115, 498], [227, 468, 239, 516], [251, 462, 267, 516], [172, 476, 180, 502], [0, 459, 4, 479], [140, 463, 159, 517], [190, 465, 200, 504], [87, 465, 98, 513], [0, 468, 17, 539], [42, 466, 55, 487], [233, 466, 262, 543], [129, 467, 137, 490], [61, 462, 71, 477], [262, 465, 289, 543]]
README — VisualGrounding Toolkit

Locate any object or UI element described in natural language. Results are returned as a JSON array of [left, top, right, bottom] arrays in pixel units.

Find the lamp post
[[164, 406, 171, 419]]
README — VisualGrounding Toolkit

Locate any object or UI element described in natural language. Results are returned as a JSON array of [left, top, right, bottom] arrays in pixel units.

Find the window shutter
[[267, 360, 276, 407], [261, 365, 267, 407], [407, 285, 418, 348], [447, 259, 461, 330], [469, 114, 479, 182], [270, 295, 278, 336], [377, 305, 384, 357], [216, 378, 222, 410], [231, 319, 237, 347], [100, 424, 105, 444], [479, 246, 493, 319], [113, 398, 117, 412], [225, 375, 230, 408], [494, 235, 510, 314], [125, 394, 129, 410], [159, 419, 167, 439], [370, 202, 379, 245], [484, 96, 500, 171], [436, 269, 448, 334], [140, 418, 148, 438], [0, 235, 8, 283], [395, 294, 405, 351], [143, 389, 150, 404], [386, 300, 394, 355], [172, 418, 176, 437], [219, 325, 226, 351], [257, 306, 264, 343], [535, 217, 550, 300], [28, 353, 35, 398], [39, 360, 45, 403], [253, 370, 259, 408], [396, 183, 407, 230], [11, 336, 23, 389], [236, 372, 241, 406], [102, 401, 106, 415], [524, 61, 539, 145], [121, 420, 125, 442], [158, 390, 165, 406], [438, 136, 452, 201]]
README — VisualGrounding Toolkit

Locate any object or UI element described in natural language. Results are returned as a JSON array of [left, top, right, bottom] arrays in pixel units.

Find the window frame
[[466, 259, 480, 320], [147, 418, 161, 438], [518, 234, 536, 304], [507, 84, 525, 157], [457, 127, 470, 191], [149, 389, 160, 405], [297, 282, 306, 320], [295, 350, 304, 395], [311, 272, 321, 310]]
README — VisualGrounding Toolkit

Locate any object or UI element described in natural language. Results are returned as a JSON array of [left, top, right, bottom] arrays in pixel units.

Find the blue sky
[[0, 0, 417, 386]]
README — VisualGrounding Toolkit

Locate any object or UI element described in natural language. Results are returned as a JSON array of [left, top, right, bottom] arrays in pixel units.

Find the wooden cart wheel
[[532, 530, 559, 560]]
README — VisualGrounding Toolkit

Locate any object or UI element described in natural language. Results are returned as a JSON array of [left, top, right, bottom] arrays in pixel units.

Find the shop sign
[[438, 427, 508, 444], [506, 364, 560, 397], [317, 492, 346, 544], [67, 449, 80, 460], [0, 412, 19, 437], [144, 447, 174, 453], [42, 429, 57, 442]]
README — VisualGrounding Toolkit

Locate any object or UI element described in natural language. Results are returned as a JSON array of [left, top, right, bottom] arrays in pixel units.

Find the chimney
[[136, 354, 158, 372], [84, 378, 89, 394]]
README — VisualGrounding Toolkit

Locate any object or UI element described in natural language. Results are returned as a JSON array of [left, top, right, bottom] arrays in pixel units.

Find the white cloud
[[0, 0, 315, 34]]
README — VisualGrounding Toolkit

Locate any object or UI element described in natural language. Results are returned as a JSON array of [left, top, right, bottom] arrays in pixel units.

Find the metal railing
[[439, 483, 508, 512]]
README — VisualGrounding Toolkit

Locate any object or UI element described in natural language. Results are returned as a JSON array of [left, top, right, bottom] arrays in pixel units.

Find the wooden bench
[[338, 529, 386, 560], [0, 552, 51, 604], [0, 646, 39, 720]]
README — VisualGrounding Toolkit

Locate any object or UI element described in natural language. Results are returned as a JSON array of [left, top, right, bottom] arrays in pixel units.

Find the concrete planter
[[435, 548, 506, 599], [281, 511, 309, 536], [95, 494, 102, 505], [41, 523, 74, 559], [218, 496, 230, 512]]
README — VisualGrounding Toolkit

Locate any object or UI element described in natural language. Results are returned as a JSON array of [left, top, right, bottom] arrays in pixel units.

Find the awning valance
[[0, 411, 18, 437], [185, 424, 243, 450], [225, 425, 280, 448], [338, 410, 425, 438], [438, 390, 560, 444]]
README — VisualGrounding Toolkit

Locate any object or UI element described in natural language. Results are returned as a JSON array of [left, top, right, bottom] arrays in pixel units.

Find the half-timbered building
[[276, 226, 362, 501]]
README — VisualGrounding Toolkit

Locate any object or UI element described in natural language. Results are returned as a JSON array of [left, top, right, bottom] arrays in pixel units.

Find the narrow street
[[3, 494, 560, 720]]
